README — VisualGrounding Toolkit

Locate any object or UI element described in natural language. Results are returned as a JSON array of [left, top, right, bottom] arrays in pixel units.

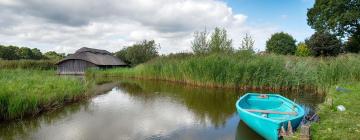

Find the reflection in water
[[0, 79, 324, 140]]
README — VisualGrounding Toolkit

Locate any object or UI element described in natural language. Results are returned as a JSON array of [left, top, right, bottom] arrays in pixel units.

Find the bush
[[266, 32, 296, 55], [115, 40, 159, 66], [306, 32, 342, 56], [345, 35, 360, 53], [295, 42, 311, 57]]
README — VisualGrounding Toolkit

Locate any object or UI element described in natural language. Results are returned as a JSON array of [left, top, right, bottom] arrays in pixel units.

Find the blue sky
[[226, 0, 315, 42]]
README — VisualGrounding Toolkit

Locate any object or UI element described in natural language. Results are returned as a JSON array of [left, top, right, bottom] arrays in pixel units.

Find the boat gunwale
[[236, 93, 305, 124]]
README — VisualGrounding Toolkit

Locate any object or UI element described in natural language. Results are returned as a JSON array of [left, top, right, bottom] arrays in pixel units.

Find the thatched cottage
[[56, 47, 127, 74]]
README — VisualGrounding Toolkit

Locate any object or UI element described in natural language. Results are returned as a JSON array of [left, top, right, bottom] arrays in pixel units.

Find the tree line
[[0, 45, 65, 60]]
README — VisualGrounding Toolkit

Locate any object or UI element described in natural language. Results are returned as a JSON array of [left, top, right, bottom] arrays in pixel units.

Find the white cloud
[[0, 0, 278, 54]]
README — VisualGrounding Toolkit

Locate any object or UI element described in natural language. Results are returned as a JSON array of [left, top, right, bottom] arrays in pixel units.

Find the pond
[[0, 79, 324, 140]]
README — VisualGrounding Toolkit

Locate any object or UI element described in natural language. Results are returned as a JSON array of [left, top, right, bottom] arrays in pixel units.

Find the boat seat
[[245, 109, 297, 116]]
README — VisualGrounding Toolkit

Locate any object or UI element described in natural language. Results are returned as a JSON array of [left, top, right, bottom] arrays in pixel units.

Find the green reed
[[0, 60, 56, 70], [0, 69, 87, 120], [90, 53, 360, 91]]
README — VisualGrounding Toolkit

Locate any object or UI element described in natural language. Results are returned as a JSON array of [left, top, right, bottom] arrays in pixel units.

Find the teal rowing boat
[[236, 93, 305, 140]]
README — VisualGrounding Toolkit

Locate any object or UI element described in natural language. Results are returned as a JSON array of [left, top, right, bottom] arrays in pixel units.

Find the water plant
[[0, 69, 87, 120], [90, 53, 360, 92]]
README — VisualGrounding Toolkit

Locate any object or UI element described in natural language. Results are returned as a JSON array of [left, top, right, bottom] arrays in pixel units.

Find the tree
[[240, 33, 255, 53], [31, 48, 43, 60], [191, 29, 209, 55], [266, 32, 296, 55], [345, 35, 360, 53], [18, 47, 34, 59], [306, 32, 342, 56], [115, 40, 159, 66], [0, 45, 20, 60], [307, 0, 360, 38], [44, 51, 65, 60], [295, 42, 311, 57], [208, 27, 233, 53]]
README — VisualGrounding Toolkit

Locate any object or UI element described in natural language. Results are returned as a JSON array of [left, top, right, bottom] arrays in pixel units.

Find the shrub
[[295, 42, 311, 57], [345, 35, 360, 53], [306, 32, 342, 56], [115, 40, 159, 66], [266, 32, 296, 55]]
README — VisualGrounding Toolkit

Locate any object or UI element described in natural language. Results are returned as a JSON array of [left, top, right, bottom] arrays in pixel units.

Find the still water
[[0, 79, 324, 140]]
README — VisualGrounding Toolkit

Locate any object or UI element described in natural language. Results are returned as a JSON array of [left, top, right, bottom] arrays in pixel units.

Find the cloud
[[0, 0, 278, 54]]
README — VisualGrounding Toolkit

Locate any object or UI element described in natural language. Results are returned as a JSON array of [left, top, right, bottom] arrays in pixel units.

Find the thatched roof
[[56, 47, 127, 66]]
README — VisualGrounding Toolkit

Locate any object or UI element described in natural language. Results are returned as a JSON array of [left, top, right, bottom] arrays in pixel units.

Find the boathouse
[[56, 47, 127, 74]]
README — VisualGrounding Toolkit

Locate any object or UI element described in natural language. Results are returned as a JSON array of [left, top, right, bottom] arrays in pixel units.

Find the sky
[[0, 0, 315, 54]]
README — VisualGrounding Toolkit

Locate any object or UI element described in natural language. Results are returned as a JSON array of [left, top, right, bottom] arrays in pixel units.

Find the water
[[0, 79, 324, 140]]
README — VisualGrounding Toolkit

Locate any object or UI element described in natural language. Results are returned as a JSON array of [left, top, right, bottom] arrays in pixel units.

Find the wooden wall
[[57, 59, 98, 75]]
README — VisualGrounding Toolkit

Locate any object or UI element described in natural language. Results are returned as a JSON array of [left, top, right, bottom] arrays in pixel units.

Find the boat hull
[[236, 93, 305, 140]]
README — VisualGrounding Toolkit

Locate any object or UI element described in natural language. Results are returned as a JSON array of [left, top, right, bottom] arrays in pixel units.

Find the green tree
[[44, 51, 65, 60], [31, 48, 43, 60], [345, 35, 360, 53], [209, 27, 233, 53], [307, 0, 360, 38], [306, 32, 342, 56], [295, 42, 311, 57], [266, 32, 296, 55], [191, 29, 209, 54], [115, 40, 159, 66], [18, 47, 34, 59], [240, 33, 255, 53], [0, 45, 20, 60]]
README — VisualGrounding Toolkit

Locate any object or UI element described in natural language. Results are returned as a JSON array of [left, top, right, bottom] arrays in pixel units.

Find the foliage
[[0, 45, 45, 60], [44, 51, 65, 60], [311, 83, 360, 140], [191, 29, 209, 54], [0, 69, 86, 120], [0, 60, 56, 70], [240, 33, 255, 53], [115, 40, 159, 66], [295, 42, 311, 57], [306, 32, 342, 56], [266, 32, 297, 55], [307, 0, 360, 38], [191, 27, 233, 54], [345, 35, 360, 53], [209, 27, 233, 53]]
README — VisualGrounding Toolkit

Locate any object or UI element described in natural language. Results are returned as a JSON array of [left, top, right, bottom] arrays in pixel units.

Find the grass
[[89, 52, 360, 92], [0, 60, 56, 70], [311, 83, 360, 140], [0, 69, 88, 120]]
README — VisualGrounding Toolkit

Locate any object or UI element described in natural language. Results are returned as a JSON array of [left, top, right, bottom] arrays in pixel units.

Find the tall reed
[[0, 60, 56, 70], [91, 53, 360, 91], [0, 69, 86, 120]]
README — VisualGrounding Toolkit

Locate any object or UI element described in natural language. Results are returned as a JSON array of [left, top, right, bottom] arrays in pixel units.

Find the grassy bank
[[311, 83, 360, 139], [0, 60, 56, 70], [89, 53, 360, 91], [0, 69, 88, 120]]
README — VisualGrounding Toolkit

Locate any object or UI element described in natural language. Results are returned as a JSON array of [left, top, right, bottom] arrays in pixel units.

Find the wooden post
[[280, 126, 287, 137], [287, 121, 293, 135]]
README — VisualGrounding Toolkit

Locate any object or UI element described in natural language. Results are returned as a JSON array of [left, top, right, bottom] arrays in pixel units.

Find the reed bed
[[90, 53, 360, 92], [0, 60, 56, 70], [0, 69, 87, 120]]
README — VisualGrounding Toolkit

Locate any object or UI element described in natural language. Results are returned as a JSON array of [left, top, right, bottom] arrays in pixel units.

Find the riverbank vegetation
[[311, 83, 360, 139], [0, 60, 56, 70], [90, 52, 360, 92], [0, 69, 87, 120]]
